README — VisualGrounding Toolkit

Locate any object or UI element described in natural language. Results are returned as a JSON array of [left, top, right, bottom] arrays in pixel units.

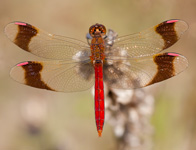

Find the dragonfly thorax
[[90, 35, 105, 62]]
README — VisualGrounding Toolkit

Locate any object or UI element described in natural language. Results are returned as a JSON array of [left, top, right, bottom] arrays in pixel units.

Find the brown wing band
[[15, 23, 38, 52], [146, 53, 176, 86], [155, 21, 178, 49], [22, 62, 55, 91]]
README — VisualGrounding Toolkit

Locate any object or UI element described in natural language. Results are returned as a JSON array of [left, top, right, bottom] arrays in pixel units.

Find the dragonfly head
[[89, 23, 106, 37]]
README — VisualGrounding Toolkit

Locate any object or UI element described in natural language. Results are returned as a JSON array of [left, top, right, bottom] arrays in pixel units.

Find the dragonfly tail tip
[[98, 130, 102, 137]]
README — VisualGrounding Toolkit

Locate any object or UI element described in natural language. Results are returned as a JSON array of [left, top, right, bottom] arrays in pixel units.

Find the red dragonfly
[[5, 19, 188, 137]]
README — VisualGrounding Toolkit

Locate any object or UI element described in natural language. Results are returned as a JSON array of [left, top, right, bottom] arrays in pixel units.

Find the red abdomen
[[94, 62, 104, 137]]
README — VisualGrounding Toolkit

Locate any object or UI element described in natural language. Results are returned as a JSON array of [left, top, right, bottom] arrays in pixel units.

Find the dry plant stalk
[[104, 30, 155, 150]]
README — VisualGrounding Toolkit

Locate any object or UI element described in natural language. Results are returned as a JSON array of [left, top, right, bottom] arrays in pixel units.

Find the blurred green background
[[0, 0, 195, 150]]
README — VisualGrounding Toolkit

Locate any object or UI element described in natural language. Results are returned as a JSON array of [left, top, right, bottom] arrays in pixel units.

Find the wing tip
[[4, 21, 33, 36], [166, 52, 189, 72], [168, 19, 189, 32], [4, 21, 26, 40], [164, 19, 189, 30], [10, 62, 26, 84]]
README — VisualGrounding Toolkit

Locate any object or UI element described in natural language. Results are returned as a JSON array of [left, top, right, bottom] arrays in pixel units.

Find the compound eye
[[89, 27, 96, 37], [99, 25, 106, 36]]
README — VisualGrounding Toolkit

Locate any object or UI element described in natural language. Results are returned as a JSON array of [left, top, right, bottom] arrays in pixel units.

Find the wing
[[5, 22, 90, 60], [10, 60, 94, 92], [107, 20, 188, 58], [104, 53, 188, 89]]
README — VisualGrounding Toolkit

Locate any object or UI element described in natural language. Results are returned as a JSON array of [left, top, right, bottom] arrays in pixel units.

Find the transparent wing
[[10, 60, 94, 92], [107, 20, 188, 58], [5, 21, 90, 60], [104, 53, 188, 89]]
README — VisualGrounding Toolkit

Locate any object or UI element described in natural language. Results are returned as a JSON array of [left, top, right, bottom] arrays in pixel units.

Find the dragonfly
[[5, 19, 188, 137]]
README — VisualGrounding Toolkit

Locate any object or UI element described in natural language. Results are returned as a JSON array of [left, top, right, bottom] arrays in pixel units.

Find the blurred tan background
[[0, 0, 195, 150]]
